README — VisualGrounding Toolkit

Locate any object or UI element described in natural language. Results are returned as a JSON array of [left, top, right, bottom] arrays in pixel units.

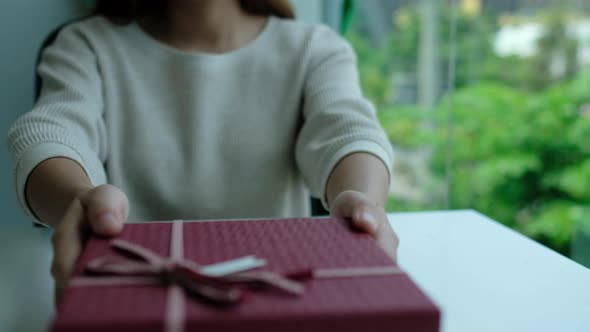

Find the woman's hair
[[94, 0, 296, 23]]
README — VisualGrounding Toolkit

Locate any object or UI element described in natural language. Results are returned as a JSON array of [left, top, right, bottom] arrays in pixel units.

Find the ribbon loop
[[84, 237, 304, 305], [111, 239, 169, 266]]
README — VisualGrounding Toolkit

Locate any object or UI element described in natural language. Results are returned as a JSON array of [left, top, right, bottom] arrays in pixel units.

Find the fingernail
[[97, 212, 120, 234], [360, 211, 378, 232]]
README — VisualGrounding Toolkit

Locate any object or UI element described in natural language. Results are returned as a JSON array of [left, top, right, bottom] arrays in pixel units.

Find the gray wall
[[1, 0, 85, 226], [0, 0, 331, 227], [291, 0, 323, 23]]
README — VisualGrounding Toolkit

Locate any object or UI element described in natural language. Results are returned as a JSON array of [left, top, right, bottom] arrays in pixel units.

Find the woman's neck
[[143, 0, 267, 53]]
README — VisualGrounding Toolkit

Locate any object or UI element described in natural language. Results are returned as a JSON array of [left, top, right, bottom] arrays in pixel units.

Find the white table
[[1, 210, 589, 332]]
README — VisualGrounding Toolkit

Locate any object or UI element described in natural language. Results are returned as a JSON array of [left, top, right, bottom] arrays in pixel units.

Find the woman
[[7, 0, 398, 301]]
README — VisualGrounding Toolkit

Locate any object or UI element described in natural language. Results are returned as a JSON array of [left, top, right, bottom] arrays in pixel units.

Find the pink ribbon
[[70, 220, 403, 332]]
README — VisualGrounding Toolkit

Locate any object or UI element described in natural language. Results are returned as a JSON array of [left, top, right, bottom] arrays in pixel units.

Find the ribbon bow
[[83, 238, 305, 305]]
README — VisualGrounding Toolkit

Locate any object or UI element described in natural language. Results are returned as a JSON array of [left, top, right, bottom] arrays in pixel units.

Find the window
[[342, 0, 590, 263]]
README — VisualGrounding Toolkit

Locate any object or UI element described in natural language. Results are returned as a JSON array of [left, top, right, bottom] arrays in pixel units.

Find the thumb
[[81, 184, 128, 236], [331, 191, 379, 235], [347, 205, 379, 235]]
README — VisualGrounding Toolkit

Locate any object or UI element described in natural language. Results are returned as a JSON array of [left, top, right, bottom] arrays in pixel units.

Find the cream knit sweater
[[7, 16, 393, 225]]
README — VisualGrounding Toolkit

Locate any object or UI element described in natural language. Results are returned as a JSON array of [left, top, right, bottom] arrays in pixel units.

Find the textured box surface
[[52, 218, 440, 332]]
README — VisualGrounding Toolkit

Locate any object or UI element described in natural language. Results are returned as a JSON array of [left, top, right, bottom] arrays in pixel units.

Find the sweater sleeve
[[295, 27, 394, 209], [6, 24, 107, 224]]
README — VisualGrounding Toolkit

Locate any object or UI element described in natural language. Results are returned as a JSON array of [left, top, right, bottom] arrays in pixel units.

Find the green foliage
[[432, 83, 541, 226], [480, 7, 580, 92], [377, 105, 433, 148], [572, 206, 590, 265], [346, 4, 496, 108], [546, 159, 590, 200], [521, 202, 584, 253], [410, 72, 590, 255], [347, 33, 392, 109], [346, 3, 590, 256]]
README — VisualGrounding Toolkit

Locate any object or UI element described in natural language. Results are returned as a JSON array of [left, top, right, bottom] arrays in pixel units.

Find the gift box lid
[[52, 218, 440, 332]]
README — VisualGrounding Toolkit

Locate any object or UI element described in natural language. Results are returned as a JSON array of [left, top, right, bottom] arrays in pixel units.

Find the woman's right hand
[[50, 184, 129, 304]]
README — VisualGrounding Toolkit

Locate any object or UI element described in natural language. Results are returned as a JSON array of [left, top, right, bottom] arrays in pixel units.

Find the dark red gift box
[[51, 218, 440, 332]]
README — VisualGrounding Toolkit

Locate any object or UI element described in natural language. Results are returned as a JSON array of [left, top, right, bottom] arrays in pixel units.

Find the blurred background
[[342, 0, 590, 267], [1, 0, 589, 267]]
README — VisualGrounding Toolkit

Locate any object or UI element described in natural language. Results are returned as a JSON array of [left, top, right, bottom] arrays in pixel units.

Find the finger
[[332, 191, 379, 235], [330, 191, 353, 217], [376, 219, 399, 263], [82, 185, 128, 236], [51, 200, 85, 303], [349, 205, 380, 235], [330, 191, 398, 262], [330, 191, 379, 234]]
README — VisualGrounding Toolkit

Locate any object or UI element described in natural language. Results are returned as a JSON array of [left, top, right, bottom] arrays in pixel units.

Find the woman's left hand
[[330, 190, 399, 263]]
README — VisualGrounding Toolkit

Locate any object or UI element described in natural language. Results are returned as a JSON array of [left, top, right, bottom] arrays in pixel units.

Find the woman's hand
[[330, 190, 399, 263], [51, 184, 129, 304]]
